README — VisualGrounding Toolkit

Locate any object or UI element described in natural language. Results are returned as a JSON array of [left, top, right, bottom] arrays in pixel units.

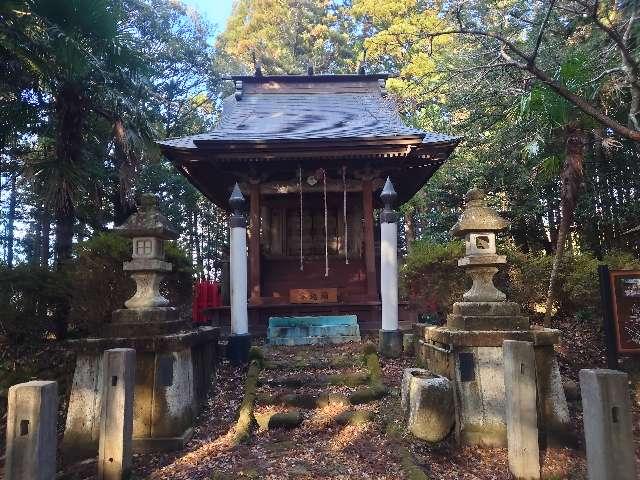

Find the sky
[[184, 0, 234, 36]]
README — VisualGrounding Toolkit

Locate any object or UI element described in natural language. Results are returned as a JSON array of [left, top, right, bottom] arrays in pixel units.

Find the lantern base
[[227, 333, 251, 365], [378, 329, 402, 358], [106, 307, 183, 337]]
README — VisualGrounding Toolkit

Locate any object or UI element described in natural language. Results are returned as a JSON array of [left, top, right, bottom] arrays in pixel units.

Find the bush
[[401, 240, 466, 316], [0, 265, 67, 343], [402, 239, 640, 321]]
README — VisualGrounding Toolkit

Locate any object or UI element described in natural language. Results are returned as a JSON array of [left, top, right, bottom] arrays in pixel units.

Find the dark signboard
[[609, 270, 640, 354]]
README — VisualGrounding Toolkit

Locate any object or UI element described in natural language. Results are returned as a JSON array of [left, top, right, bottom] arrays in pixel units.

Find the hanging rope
[[298, 165, 304, 271], [342, 166, 349, 264], [323, 168, 329, 277]]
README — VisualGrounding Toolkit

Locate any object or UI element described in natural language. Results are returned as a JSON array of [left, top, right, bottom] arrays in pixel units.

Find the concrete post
[[98, 348, 135, 480], [378, 177, 402, 358], [5, 380, 58, 480], [503, 340, 540, 480], [579, 369, 637, 480], [228, 182, 251, 364]]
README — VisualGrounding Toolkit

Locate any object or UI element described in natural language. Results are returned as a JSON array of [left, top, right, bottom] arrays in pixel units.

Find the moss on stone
[[262, 372, 369, 388], [328, 372, 370, 387], [398, 445, 431, 480], [317, 393, 350, 407], [260, 410, 304, 430], [362, 342, 377, 356], [335, 410, 375, 426], [231, 356, 262, 445], [248, 346, 265, 367], [349, 384, 388, 405], [279, 393, 319, 409]]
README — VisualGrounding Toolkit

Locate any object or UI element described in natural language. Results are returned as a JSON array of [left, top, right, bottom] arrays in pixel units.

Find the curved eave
[[229, 73, 391, 83], [158, 135, 461, 158]]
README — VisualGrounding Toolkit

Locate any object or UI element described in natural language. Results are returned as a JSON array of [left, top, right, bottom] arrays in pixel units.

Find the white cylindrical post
[[227, 183, 251, 364], [378, 177, 402, 357], [230, 224, 248, 335], [381, 220, 398, 331]]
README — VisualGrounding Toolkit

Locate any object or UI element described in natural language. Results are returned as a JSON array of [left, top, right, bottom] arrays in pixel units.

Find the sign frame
[[609, 269, 640, 354]]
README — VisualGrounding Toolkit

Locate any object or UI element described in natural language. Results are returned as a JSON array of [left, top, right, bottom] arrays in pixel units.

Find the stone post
[[228, 183, 251, 364], [503, 340, 540, 480], [98, 349, 135, 480], [579, 369, 637, 480], [378, 177, 402, 358], [5, 380, 58, 480]]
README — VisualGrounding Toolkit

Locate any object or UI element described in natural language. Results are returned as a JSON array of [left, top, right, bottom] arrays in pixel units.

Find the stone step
[[268, 324, 360, 338], [269, 334, 361, 346], [268, 315, 358, 328]]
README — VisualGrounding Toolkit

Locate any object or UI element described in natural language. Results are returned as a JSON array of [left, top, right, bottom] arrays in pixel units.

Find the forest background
[[1, 0, 639, 343]]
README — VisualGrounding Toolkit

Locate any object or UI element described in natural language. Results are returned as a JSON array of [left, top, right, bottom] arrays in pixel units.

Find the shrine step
[[268, 315, 361, 346]]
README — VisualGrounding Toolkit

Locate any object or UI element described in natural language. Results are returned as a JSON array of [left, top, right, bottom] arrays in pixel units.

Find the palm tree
[[520, 55, 597, 325], [1, 0, 150, 337]]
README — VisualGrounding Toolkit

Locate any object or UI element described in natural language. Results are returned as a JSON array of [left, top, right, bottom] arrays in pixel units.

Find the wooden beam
[[362, 178, 377, 300], [249, 181, 261, 304]]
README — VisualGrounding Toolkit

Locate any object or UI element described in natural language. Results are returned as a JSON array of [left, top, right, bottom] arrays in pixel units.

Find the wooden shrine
[[158, 73, 460, 332]]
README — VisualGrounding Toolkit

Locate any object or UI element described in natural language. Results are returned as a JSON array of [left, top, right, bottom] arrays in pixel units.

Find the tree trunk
[[112, 118, 136, 225], [404, 210, 415, 253], [52, 83, 85, 339], [544, 125, 585, 326], [6, 173, 17, 268], [41, 205, 51, 269]]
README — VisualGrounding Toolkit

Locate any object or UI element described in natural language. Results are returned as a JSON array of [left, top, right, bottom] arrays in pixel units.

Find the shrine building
[[158, 73, 460, 332]]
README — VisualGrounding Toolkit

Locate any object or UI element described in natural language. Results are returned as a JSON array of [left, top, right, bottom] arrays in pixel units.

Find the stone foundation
[[414, 324, 570, 447], [62, 326, 218, 463]]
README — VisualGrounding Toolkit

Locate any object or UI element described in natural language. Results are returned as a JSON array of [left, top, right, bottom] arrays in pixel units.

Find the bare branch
[[531, 0, 557, 62]]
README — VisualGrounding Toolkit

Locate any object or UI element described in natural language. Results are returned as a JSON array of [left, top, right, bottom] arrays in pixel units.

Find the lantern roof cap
[[450, 188, 509, 237], [114, 193, 178, 240]]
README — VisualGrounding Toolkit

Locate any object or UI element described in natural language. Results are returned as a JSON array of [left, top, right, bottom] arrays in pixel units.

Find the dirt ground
[[2, 319, 640, 479]]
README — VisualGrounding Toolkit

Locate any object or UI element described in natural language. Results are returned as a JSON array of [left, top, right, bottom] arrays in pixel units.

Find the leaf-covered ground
[[129, 332, 598, 480], [4, 322, 640, 479]]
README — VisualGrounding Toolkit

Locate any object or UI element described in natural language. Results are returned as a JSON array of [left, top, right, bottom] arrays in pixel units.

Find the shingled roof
[[157, 74, 460, 207], [157, 74, 459, 151]]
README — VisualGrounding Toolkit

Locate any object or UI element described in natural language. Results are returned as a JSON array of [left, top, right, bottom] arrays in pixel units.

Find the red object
[[192, 281, 221, 323]]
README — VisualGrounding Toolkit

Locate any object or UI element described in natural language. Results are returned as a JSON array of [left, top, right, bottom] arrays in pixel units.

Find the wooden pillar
[[362, 178, 377, 300], [249, 181, 261, 303]]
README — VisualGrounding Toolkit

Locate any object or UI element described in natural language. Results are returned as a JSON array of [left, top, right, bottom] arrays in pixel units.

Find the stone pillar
[[228, 183, 251, 364], [98, 349, 135, 480], [579, 369, 637, 480], [503, 340, 540, 480], [378, 177, 402, 358], [5, 381, 58, 480]]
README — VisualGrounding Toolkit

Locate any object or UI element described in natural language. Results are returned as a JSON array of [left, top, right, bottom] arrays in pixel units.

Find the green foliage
[[401, 240, 465, 314], [0, 265, 67, 342], [215, 0, 358, 74], [403, 240, 640, 320]]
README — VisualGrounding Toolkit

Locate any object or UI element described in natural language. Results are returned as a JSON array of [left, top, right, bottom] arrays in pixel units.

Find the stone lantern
[[412, 187, 570, 447], [447, 188, 527, 331], [109, 193, 182, 335], [62, 194, 219, 460], [452, 187, 508, 303]]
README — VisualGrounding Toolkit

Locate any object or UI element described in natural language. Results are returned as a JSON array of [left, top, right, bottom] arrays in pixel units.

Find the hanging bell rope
[[323, 168, 329, 277], [342, 166, 349, 265], [298, 165, 304, 271]]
